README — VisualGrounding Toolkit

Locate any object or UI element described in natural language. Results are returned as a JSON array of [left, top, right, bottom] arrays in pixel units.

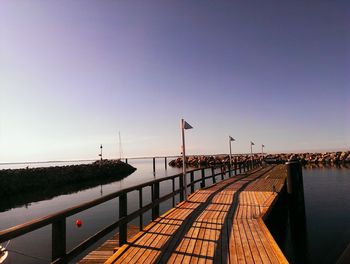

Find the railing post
[[234, 159, 237, 176], [172, 178, 175, 207], [228, 163, 232, 177], [139, 188, 143, 230], [239, 162, 242, 174], [119, 193, 127, 245], [125, 158, 128, 164], [212, 167, 216, 184], [190, 171, 195, 194], [165, 157, 167, 170], [221, 166, 225, 180], [152, 182, 160, 220], [52, 218, 66, 262], [200, 169, 205, 188], [179, 174, 184, 202], [153, 157, 156, 174]]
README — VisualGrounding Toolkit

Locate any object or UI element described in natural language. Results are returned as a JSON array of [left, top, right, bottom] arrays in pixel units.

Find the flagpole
[[181, 119, 187, 200], [229, 136, 232, 168], [250, 142, 253, 167]]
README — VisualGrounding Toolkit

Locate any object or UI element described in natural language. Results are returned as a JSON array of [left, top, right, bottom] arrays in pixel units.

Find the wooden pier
[[81, 165, 288, 263], [0, 160, 292, 264]]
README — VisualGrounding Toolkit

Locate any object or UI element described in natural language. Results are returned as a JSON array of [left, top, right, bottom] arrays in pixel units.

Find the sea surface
[[0, 160, 349, 263]]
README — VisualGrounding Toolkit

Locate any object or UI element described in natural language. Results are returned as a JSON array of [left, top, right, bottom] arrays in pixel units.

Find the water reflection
[[303, 163, 350, 169], [0, 171, 132, 213]]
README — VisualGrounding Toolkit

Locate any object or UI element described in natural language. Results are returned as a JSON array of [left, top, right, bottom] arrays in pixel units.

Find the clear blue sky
[[0, 1, 349, 162]]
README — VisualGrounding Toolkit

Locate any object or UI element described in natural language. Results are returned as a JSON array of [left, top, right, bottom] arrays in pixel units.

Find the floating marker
[[76, 219, 82, 228]]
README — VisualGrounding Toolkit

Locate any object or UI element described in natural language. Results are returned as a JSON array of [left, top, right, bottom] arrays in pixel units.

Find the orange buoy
[[76, 219, 82, 228]]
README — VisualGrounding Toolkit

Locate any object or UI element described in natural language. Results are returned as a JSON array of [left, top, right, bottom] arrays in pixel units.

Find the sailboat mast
[[118, 131, 123, 160]]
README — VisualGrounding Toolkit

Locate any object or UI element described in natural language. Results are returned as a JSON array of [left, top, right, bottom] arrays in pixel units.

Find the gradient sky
[[1, 1, 349, 162]]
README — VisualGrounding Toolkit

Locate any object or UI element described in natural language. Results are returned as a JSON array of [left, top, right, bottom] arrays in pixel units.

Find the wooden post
[[190, 171, 195, 194], [179, 175, 184, 202], [212, 167, 216, 184], [125, 158, 128, 164], [286, 160, 304, 205], [200, 169, 205, 188], [152, 182, 160, 220], [239, 162, 242, 174], [234, 158, 237, 175], [221, 166, 224, 180], [172, 178, 175, 207], [139, 188, 143, 230], [119, 193, 127, 245], [165, 157, 167, 170], [153, 157, 156, 174], [52, 218, 66, 262]]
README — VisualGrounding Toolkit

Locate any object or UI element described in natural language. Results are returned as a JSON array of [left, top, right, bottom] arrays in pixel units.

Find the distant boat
[[0, 245, 8, 263]]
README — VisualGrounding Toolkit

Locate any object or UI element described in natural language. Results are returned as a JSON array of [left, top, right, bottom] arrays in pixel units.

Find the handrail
[[0, 159, 262, 263]]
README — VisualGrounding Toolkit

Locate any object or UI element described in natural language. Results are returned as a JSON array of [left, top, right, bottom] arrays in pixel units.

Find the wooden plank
[[257, 218, 289, 264], [242, 219, 262, 264], [247, 219, 271, 264]]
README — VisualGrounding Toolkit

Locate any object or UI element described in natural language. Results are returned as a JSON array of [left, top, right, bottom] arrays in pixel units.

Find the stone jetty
[[0, 159, 136, 197], [168, 151, 350, 167]]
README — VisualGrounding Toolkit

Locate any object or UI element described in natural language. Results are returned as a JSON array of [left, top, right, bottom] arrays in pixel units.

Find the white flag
[[229, 136, 235, 141], [183, 120, 193, 130], [251, 141, 255, 146]]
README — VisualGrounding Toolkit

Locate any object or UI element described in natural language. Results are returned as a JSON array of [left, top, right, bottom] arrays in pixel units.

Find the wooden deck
[[82, 165, 289, 264], [79, 225, 139, 264]]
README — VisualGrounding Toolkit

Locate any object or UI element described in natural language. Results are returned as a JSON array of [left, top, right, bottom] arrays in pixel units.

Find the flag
[[251, 141, 255, 146], [183, 120, 193, 130], [229, 136, 235, 141]]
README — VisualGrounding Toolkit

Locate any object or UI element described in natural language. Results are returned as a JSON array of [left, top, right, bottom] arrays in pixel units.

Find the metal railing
[[0, 159, 261, 263]]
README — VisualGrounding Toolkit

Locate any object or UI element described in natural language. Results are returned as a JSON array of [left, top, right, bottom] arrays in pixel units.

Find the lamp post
[[181, 118, 193, 200], [99, 144, 103, 161]]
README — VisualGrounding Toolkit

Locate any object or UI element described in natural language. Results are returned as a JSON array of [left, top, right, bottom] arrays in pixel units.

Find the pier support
[[285, 160, 309, 263], [286, 160, 305, 206]]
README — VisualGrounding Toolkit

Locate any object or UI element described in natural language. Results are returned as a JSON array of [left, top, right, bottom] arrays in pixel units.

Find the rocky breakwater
[[168, 151, 350, 168], [169, 154, 261, 167], [265, 151, 350, 164], [0, 159, 136, 197]]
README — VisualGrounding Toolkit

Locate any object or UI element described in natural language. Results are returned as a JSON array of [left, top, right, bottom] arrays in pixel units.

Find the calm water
[[0, 162, 349, 263], [267, 165, 350, 264]]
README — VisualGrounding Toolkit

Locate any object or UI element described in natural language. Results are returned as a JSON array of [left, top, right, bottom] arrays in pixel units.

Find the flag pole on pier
[[229, 136, 235, 168], [250, 141, 255, 164], [262, 144, 265, 156], [181, 118, 193, 200]]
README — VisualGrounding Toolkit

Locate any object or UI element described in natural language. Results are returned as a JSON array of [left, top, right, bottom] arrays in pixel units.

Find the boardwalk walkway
[[96, 165, 289, 264]]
